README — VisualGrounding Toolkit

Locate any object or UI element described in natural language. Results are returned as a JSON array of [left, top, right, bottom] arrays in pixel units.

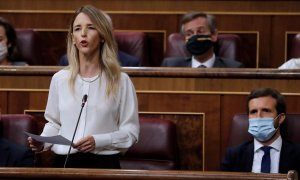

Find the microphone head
[[82, 94, 88, 103]]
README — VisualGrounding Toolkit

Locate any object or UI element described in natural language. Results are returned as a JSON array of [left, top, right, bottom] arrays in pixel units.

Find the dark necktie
[[198, 65, 206, 68], [261, 146, 272, 173]]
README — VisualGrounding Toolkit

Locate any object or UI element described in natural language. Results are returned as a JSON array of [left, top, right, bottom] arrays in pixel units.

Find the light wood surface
[[0, 168, 295, 180]]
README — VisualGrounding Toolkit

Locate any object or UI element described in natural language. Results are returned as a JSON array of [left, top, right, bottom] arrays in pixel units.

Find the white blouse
[[278, 58, 300, 69], [41, 69, 139, 155]]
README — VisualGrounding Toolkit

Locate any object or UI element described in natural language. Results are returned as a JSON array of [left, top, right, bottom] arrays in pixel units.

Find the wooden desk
[[1, 66, 300, 171], [0, 168, 296, 180]]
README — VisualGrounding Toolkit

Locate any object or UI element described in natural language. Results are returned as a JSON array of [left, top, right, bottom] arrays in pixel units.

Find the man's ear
[[278, 113, 286, 125], [211, 29, 218, 42]]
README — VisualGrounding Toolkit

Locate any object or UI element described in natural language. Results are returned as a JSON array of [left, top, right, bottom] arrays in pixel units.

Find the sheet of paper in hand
[[24, 132, 72, 146]]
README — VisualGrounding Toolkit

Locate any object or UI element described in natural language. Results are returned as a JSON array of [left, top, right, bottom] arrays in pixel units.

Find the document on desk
[[25, 132, 72, 146]]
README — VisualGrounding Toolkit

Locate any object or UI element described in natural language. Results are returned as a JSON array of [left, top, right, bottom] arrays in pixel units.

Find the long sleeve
[[92, 73, 139, 153], [40, 73, 61, 150]]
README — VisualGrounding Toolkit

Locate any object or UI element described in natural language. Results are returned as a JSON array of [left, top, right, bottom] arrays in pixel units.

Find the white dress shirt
[[41, 69, 139, 155], [192, 54, 216, 68], [252, 136, 282, 173], [278, 58, 300, 69]]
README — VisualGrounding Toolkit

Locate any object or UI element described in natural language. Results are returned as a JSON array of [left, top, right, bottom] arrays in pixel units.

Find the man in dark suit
[[161, 11, 243, 68], [220, 88, 300, 173], [59, 51, 140, 67], [0, 138, 34, 167]]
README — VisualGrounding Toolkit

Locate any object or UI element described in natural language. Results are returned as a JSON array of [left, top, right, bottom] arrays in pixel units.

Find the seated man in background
[[0, 137, 34, 167], [220, 87, 300, 173], [278, 58, 300, 69], [161, 11, 243, 68], [0, 17, 27, 66]]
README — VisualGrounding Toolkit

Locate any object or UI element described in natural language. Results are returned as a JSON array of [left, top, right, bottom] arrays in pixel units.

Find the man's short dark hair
[[180, 11, 217, 35], [246, 87, 286, 115], [247, 87, 288, 139]]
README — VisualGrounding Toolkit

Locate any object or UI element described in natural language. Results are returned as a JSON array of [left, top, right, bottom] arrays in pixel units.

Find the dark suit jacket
[[59, 51, 140, 67], [220, 140, 300, 173], [0, 138, 34, 167], [161, 56, 243, 68]]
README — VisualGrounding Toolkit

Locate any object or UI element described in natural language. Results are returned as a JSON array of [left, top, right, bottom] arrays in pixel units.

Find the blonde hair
[[66, 5, 121, 97]]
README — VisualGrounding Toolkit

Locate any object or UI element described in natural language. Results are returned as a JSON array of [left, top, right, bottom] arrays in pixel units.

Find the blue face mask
[[248, 117, 278, 142]]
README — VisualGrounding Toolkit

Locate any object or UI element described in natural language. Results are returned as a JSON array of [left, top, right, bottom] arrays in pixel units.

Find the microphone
[[81, 94, 88, 107], [64, 94, 88, 168]]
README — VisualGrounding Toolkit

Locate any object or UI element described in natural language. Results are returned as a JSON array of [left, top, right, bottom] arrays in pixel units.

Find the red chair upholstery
[[165, 33, 242, 62], [33, 116, 180, 169], [228, 114, 252, 147], [15, 29, 148, 66], [120, 117, 179, 170], [228, 113, 300, 147], [289, 33, 300, 59], [15, 29, 37, 65], [114, 31, 148, 66], [0, 114, 38, 147]]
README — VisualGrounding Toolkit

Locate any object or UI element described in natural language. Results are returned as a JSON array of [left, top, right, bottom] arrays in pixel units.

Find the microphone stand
[[64, 95, 88, 168]]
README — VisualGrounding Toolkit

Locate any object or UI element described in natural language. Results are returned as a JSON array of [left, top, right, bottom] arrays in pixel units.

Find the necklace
[[80, 74, 100, 83]]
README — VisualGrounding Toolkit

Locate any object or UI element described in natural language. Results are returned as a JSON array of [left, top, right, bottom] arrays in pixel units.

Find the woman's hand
[[27, 137, 44, 152], [73, 135, 95, 153]]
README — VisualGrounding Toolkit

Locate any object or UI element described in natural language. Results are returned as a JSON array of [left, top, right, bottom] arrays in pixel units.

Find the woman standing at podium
[[28, 5, 139, 168]]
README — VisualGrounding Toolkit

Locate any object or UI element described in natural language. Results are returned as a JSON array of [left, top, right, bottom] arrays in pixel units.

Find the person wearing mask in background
[[220, 87, 300, 173], [0, 17, 27, 66], [28, 5, 139, 169], [161, 11, 243, 68]]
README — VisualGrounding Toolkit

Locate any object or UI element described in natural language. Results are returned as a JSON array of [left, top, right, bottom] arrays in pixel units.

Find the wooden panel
[[28, 92, 48, 110], [216, 15, 270, 68], [230, 33, 257, 68], [138, 93, 220, 170], [2, 67, 300, 170], [0, 92, 8, 113], [285, 96, 300, 113], [271, 16, 300, 67], [7, 92, 29, 114], [0, 75, 52, 89]]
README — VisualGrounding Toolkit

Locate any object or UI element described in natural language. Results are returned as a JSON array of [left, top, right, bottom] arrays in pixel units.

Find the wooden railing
[[0, 168, 297, 180]]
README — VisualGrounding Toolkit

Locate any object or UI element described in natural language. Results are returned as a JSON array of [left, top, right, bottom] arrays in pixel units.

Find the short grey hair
[[180, 11, 217, 35]]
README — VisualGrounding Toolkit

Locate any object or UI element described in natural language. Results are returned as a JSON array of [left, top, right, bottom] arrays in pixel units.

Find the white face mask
[[0, 43, 8, 61]]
